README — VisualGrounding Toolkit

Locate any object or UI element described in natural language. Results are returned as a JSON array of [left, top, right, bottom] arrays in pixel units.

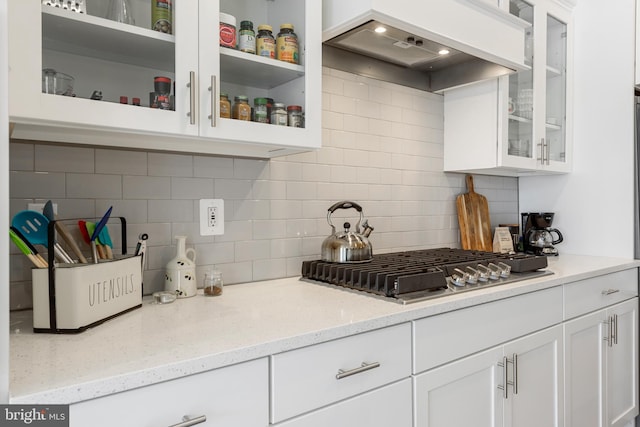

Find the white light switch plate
[[199, 199, 224, 236]]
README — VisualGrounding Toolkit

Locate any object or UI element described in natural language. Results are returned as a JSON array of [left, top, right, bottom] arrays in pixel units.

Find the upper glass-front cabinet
[[8, 0, 321, 158]]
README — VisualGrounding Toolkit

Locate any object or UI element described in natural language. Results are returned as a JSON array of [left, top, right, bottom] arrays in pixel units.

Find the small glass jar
[[220, 93, 231, 118], [271, 102, 287, 126], [232, 95, 251, 120], [287, 105, 303, 127], [238, 20, 256, 54], [256, 24, 276, 59], [254, 97, 269, 123], [203, 270, 223, 296]]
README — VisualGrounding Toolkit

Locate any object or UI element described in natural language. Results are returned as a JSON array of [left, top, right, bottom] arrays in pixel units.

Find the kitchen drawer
[[69, 358, 268, 427], [270, 323, 412, 423], [413, 286, 563, 374], [274, 378, 412, 427], [564, 268, 638, 320]]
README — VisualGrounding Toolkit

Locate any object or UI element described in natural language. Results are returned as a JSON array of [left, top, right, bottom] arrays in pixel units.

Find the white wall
[[1, 0, 10, 404], [8, 68, 519, 309], [519, 0, 636, 258]]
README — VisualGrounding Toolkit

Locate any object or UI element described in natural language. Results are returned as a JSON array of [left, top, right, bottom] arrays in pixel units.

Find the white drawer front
[[564, 268, 638, 320], [274, 379, 413, 427], [271, 323, 412, 423], [70, 358, 268, 427], [413, 286, 563, 374]]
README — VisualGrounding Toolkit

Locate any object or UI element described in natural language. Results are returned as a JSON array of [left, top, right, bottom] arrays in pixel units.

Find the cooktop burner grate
[[301, 248, 551, 304]]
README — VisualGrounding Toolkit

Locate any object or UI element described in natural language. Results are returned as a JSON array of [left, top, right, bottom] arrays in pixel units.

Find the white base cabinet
[[415, 325, 563, 427], [564, 298, 639, 427], [69, 358, 268, 427]]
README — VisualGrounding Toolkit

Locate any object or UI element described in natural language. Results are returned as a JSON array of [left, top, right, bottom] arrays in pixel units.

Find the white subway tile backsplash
[[96, 149, 147, 175], [148, 152, 193, 177], [8, 67, 520, 310], [9, 143, 34, 171], [35, 145, 94, 173], [123, 176, 171, 199]]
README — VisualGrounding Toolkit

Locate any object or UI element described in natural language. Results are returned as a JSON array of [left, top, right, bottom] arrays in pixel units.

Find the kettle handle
[[549, 228, 563, 245], [327, 201, 364, 233]]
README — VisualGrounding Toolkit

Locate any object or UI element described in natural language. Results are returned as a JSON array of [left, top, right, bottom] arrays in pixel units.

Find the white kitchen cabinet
[[270, 323, 412, 424], [415, 325, 563, 427], [444, 0, 573, 176], [8, 0, 321, 158], [564, 298, 639, 427], [274, 378, 412, 427], [69, 358, 268, 427]]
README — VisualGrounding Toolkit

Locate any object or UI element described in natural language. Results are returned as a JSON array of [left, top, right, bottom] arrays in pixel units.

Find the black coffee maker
[[521, 212, 564, 256]]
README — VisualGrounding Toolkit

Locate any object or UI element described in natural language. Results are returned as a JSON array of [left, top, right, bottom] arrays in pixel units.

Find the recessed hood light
[[374, 26, 386, 33]]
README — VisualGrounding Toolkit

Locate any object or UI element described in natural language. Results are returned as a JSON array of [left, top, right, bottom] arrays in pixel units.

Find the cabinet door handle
[[544, 139, 550, 165], [613, 314, 618, 345], [512, 353, 518, 395], [168, 415, 207, 427], [601, 289, 620, 296], [188, 71, 197, 125], [208, 75, 217, 127], [604, 317, 614, 347], [538, 139, 544, 164], [497, 356, 509, 399], [335, 361, 380, 379]]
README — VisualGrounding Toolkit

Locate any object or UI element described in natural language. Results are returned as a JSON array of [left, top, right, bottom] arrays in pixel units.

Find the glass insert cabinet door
[[545, 14, 567, 164], [507, 0, 534, 161]]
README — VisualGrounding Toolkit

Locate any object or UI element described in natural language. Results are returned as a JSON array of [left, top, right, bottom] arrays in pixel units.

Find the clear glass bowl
[[42, 69, 75, 96]]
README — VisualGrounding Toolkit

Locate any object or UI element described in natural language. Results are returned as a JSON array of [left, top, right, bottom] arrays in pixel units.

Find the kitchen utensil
[[85, 222, 106, 262], [456, 175, 493, 252], [9, 229, 47, 268], [42, 69, 74, 96], [10, 226, 48, 267], [43, 200, 88, 263], [12, 210, 75, 263], [321, 201, 373, 263], [98, 225, 114, 260], [164, 235, 197, 298]]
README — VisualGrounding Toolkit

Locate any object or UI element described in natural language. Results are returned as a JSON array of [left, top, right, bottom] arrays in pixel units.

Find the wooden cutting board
[[456, 174, 493, 251]]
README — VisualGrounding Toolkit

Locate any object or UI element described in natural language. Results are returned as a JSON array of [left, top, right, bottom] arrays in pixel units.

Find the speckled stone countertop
[[9, 254, 640, 404]]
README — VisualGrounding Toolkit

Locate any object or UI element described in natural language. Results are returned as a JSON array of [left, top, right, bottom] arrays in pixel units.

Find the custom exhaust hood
[[322, 0, 530, 92]]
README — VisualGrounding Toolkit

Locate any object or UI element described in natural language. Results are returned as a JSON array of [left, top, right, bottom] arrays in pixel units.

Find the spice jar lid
[[258, 24, 273, 32], [220, 93, 229, 98], [280, 23, 294, 31], [273, 102, 285, 108], [235, 95, 249, 101], [287, 105, 302, 111], [240, 20, 253, 28], [220, 12, 236, 26], [254, 97, 268, 105]]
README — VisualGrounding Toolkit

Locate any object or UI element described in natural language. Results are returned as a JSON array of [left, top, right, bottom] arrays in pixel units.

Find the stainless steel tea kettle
[[321, 201, 374, 263]]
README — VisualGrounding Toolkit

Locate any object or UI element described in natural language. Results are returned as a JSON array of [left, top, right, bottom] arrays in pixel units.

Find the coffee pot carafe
[[521, 212, 563, 256]]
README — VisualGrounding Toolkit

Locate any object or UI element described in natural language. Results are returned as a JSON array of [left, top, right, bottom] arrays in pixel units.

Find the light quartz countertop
[[9, 254, 640, 404]]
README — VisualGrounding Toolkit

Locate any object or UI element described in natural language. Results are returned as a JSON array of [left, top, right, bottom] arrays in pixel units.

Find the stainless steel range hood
[[322, 0, 530, 92]]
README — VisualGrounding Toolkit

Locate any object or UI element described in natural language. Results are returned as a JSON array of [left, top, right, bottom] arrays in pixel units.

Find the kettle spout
[[362, 220, 374, 238]]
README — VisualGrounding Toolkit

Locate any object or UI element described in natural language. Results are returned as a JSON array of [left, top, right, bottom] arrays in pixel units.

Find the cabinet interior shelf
[[508, 114, 533, 124], [42, 6, 175, 71], [220, 48, 305, 89]]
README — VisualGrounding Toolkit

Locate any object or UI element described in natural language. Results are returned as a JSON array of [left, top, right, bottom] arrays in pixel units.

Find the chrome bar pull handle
[[336, 361, 380, 380], [497, 356, 509, 399], [545, 139, 550, 165], [604, 317, 613, 347], [168, 415, 207, 427], [187, 71, 197, 125], [512, 353, 518, 395], [538, 139, 544, 164], [613, 314, 618, 345], [208, 75, 217, 127], [602, 289, 620, 296]]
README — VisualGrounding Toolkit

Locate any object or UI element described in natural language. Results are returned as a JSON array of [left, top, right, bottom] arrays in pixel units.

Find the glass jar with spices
[[271, 102, 287, 126], [232, 95, 251, 120], [287, 105, 303, 127], [219, 13, 237, 48], [219, 93, 231, 119], [254, 97, 269, 123], [256, 24, 276, 59], [238, 20, 256, 54], [203, 270, 223, 296], [276, 24, 299, 64]]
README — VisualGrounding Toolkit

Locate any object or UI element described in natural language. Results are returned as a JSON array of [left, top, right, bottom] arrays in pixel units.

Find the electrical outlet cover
[[199, 199, 225, 236]]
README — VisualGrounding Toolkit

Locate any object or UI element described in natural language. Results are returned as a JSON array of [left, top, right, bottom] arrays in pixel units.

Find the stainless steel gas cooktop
[[301, 248, 552, 304]]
